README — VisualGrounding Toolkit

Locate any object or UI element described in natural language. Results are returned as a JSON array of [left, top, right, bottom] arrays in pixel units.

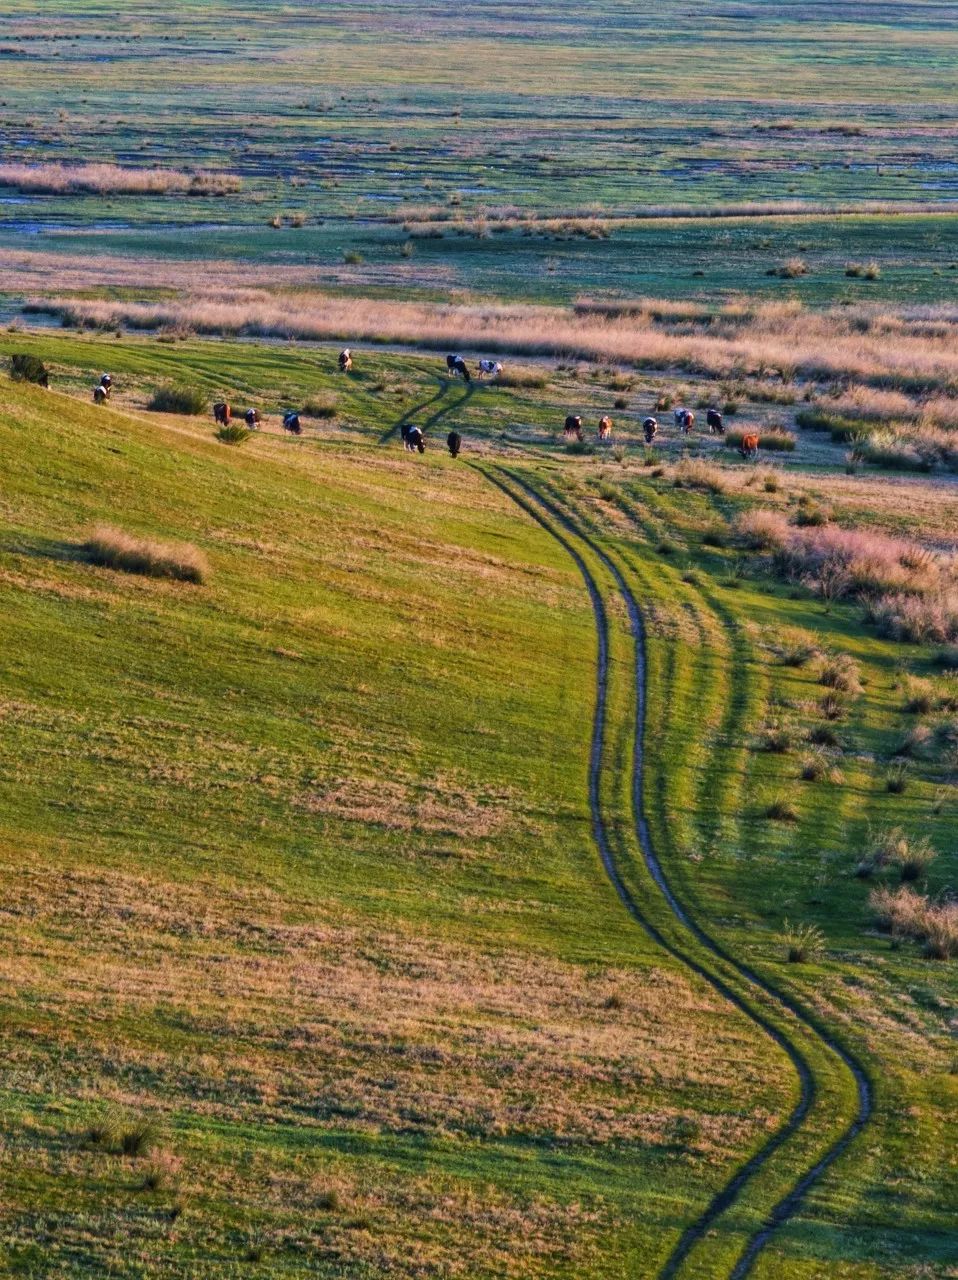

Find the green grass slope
[[0, 377, 793, 1277]]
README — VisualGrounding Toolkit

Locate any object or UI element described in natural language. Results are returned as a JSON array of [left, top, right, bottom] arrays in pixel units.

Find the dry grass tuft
[[672, 458, 730, 494], [0, 161, 240, 196], [870, 886, 958, 958], [84, 525, 209, 584]]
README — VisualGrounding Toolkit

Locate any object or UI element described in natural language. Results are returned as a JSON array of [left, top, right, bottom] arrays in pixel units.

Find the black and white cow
[[446, 354, 471, 383], [282, 412, 302, 435], [401, 423, 425, 454], [245, 408, 260, 430], [643, 416, 658, 444], [477, 360, 502, 380], [706, 408, 724, 435]]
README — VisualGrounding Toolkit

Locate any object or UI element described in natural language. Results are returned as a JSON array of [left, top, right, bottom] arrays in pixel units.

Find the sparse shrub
[[723, 400, 739, 416], [869, 885, 958, 958], [896, 723, 935, 760], [140, 1152, 182, 1192], [864, 262, 881, 280], [771, 257, 809, 279], [819, 691, 848, 721], [800, 753, 842, 784], [148, 383, 206, 415], [735, 509, 789, 551], [496, 368, 548, 390], [808, 722, 841, 747], [781, 919, 825, 962], [777, 633, 818, 666], [215, 423, 250, 445], [682, 570, 700, 585], [302, 395, 338, 419], [865, 593, 958, 645], [9, 352, 50, 386], [656, 539, 677, 556], [673, 458, 729, 494], [118, 1117, 160, 1159], [604, 992, 624, 1011], [655, 392, 674, 412], [845, 262, 865, 278], [902, 676, 935, 714], [760, 723, 795, 754], [765, 794, 799, 822], [612, 445, 627, 463], [316, 1189, 341, 1211], [614, 396, 629, 410], [818, 654, 862, 695], [344, 250, 364, 265], [566, 439, 594, 456], [84, 525, 208, 584], [701, 526, 729, 548], [899, 841, 937, 882], [886, 761, 910, 794]]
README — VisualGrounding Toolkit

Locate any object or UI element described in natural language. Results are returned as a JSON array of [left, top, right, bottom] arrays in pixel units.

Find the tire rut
[[484, 464, 872, 1280]]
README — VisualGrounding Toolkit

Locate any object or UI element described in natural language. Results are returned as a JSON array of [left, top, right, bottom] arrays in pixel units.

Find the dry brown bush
[[84, 525, 208, 584]]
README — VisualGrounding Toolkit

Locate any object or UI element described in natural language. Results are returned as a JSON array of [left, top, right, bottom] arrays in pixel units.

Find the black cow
[[563, 414, 583, 441], [707, 408, 724, 435], [283, 412, 302, 435], [447, 430, 462, 458], [643, 416, 658, 444]]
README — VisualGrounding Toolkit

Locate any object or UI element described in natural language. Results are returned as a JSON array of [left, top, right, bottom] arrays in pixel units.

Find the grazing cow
[[339, 348, 352, 373], [401, 423, 425, 454], [740, 432, 760, 459], [100, 373, 112, 390], [446, 353, 471, 383], [447, 430, 462, 458], [598, 415, 613, 441], [244, 408, 260, 430], [283, 412, 302, 435], [674, 407, 695, 434], [706, 408, 724, 435], [213, 401, 231, 426], [563, 414, 584, 441], [477, 359, 503, 380], [93, 384, 109, 405], [643, 416, 658, 444]]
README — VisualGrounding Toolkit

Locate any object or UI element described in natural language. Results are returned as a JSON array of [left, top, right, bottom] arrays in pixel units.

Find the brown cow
[[740, 432, 760, 459], [598, 415, 613, 441], [213, 401, 231, 426]]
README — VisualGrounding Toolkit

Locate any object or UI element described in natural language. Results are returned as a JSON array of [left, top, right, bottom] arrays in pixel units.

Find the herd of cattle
[[91, 349, 762, 460]]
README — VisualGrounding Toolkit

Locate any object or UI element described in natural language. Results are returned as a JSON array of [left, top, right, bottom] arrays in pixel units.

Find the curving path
[[480, 463, 872, 1280]]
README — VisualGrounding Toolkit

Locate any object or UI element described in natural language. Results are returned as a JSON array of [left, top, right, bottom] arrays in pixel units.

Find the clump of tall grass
[[84, 525, 208, 584], [773, 524, 950, 603], [672, 457, 729, 494], [148, 383, 207, 415], [817, 653, 862, 695], [495, 368, 548, 389], [869, 886, 958, 958], [864, 593, 958, 645], [726, 426, 796, 453], [765, 793, 799, 822], [734, 509, 790, 551], [0, 161, 240, 196], [215, 423, 250, 445], [302, 394, 338, 419], [859, 430, 933, 472], [780, 920, 825, 962], [9, 352, 50, 386]]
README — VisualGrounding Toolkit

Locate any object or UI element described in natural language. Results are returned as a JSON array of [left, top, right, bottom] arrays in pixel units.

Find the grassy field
[[2, 2, 957, 1275], [0, 1, 957, 307], [1, 329, 956, 1277]]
